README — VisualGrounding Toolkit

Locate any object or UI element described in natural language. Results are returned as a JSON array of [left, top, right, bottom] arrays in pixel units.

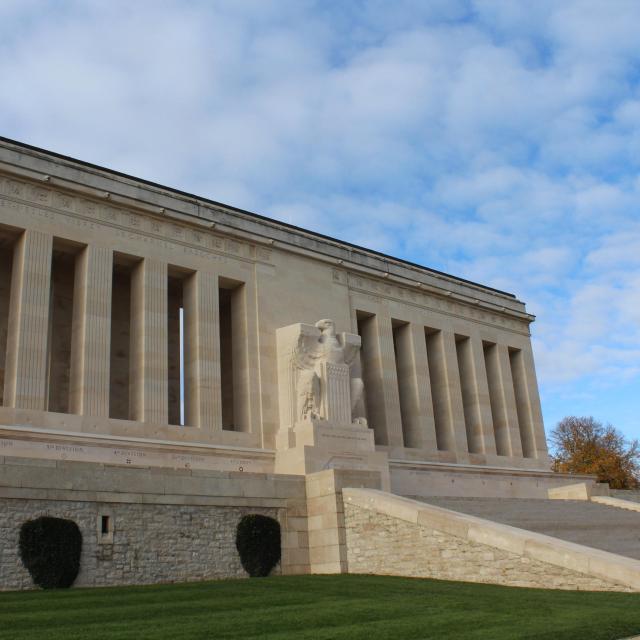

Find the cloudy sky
[[2, 0, 639, 443]]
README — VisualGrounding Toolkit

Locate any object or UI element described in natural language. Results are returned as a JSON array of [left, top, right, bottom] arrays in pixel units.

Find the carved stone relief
[[277, 319, 365, 429]]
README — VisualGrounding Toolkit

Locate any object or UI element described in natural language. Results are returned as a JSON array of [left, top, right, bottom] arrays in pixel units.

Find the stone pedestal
[[275, 419, 390, 490]]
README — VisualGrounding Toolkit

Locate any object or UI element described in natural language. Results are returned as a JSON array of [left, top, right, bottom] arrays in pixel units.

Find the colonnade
[[0, 228, 247, 433], [0, 226, 547, 462], [356, 312, 548, 460]]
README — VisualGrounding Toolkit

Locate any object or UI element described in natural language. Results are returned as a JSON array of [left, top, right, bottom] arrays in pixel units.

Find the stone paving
[[409, 496, 640, 560]]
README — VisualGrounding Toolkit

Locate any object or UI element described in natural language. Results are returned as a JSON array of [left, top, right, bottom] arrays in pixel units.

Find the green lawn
[[1, 574, 639, 640]]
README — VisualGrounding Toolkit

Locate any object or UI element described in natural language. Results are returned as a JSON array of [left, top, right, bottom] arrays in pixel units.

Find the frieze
[[0, 175, 273, 265], [346, 272, 528, 334]]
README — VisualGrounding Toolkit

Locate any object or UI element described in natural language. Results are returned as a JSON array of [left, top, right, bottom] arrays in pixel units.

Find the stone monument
[[0, 137, 609, 590], [274, 319, 389, 488]]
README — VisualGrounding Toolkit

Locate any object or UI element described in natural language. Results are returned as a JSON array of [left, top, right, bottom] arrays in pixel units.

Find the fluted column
[[519, 346, 548, 459], [485, 343, 523, 457], [69, 245, 113, 416], [376, 315, 404, 447], [3, 229, 52, 410], [183, 271, 222, 432], [496, 343, 523, 457], [440, 330, 469, 453], [460, 336, 497, 455], [395, 323, 437, 450], [130, 258, 168, 424], [360, 314, 403, 447]]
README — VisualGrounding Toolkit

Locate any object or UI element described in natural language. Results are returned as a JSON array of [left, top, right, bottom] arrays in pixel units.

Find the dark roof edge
[[0, 135, 516, 299]]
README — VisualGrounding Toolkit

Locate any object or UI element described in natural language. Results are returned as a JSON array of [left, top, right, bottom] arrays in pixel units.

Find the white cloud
[[1, 0, 639, 434]]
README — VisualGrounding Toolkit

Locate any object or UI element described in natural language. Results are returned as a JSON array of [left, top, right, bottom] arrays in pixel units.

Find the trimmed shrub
[[235, 514, 281, 577], [19, 516, 82, 589]]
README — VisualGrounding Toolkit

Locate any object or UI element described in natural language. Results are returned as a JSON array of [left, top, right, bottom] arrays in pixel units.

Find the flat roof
[[0, 135, 515, 299]]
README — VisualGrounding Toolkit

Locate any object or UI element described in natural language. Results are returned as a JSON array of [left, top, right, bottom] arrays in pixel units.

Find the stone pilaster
[[130, 258, 168, 425], [3, 229, 52, 410], [183, 271, 222, 432], [69, 245, 113, 416]]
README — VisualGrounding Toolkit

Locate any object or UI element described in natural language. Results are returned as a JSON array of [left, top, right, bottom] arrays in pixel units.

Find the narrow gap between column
[[179, 306, 185, 426], [455, 334, 478, 454], [219, 286, 234, 430], [168, 266, 194, 427], [47, 238, 82, 414], [391, 320, 410, 448], [424, 327, 451, 451], [509, 347, 534, 458], [356, 311, 387, 444], [482, 341, 508, 456], [109, 253, 137, 420], [219, 276, 247, 432]]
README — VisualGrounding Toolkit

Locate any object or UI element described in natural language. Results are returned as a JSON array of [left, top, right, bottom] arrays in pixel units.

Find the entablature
[[0, 138, 533, 333]]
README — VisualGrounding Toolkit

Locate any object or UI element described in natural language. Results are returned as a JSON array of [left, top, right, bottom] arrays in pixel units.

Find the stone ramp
[[409, 497, 640, 560], [613, 490, 640, 504], [344, 489, 640, 591]]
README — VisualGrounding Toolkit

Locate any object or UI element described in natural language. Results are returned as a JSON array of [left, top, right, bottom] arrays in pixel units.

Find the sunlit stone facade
[[0, 137, 550, 492]]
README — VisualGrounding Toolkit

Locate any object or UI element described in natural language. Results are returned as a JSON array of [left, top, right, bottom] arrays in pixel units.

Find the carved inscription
[[0, 435, 271, 473]]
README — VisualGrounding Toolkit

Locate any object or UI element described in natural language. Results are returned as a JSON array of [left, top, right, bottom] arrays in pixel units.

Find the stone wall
[[343, 489, 639, 592], [0, 456, 310, 590], [1, 498, 278, 590], [344, 504, 625, 591]]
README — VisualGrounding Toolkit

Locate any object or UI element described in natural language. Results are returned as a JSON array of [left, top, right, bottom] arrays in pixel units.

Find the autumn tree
[[550, 416, 640, 489]]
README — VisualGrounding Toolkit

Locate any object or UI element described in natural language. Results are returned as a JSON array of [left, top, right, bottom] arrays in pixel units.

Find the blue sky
[[1, 1, 639, 444]]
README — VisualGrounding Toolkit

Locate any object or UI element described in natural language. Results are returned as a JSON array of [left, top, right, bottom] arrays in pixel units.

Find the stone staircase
[[408, 496, 640, 560]]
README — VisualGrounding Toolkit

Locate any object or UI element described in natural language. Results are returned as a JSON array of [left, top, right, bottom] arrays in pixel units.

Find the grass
[[1, 574, 639, 640]]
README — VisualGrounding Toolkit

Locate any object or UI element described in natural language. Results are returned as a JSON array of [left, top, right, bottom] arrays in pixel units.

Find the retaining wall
[[343, 489, 640, 592], [0, 456, 308, 590]]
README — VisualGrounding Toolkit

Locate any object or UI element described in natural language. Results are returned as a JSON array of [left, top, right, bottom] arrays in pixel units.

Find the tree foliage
[[550, 416, 640, 489]]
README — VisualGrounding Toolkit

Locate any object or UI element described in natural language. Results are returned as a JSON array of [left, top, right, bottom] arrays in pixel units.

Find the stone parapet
[[391, 459, 595, 499]]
